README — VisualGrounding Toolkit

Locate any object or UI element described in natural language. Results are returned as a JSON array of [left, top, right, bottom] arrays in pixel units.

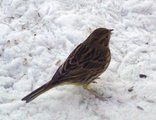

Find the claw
[[92, 81, 97, 83], [83, 84, 107, 101]]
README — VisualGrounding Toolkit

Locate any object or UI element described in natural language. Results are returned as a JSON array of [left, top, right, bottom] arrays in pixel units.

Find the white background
[[0, 0, 156, 120]]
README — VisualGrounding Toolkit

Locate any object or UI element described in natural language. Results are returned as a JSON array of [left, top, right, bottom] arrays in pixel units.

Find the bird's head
[[85, 28, 113, 46]]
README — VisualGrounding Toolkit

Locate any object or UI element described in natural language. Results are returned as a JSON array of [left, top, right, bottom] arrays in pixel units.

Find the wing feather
[[52, 44, 110, 82]]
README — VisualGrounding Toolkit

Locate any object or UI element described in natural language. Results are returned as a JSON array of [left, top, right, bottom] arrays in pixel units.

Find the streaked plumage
[[22, 28, 112, 103]]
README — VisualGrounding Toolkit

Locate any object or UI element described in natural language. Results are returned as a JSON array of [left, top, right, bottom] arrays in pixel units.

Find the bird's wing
[[52, 43, 109, 82]]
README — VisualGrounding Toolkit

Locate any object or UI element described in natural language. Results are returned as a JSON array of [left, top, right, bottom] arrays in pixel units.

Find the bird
[[22, 28, 113, 103]]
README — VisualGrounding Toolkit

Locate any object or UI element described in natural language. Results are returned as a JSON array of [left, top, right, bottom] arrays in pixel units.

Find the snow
[[0, 0, 156, 120]]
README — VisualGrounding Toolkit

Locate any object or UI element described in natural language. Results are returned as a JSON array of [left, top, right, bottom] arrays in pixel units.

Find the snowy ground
[[0, 0, 156, 120]]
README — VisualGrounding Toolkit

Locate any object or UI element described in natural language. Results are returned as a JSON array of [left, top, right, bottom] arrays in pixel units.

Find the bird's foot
[[91, 77, 101, 84], [92, 80, 97, 83], [83, 85, 107, 101]]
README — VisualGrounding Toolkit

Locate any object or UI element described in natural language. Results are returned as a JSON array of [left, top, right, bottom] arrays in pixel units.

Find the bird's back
[[51, 43, 111, 85]]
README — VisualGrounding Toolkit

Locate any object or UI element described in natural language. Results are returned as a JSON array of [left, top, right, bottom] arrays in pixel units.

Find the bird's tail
[[22, 81, 58, 103]]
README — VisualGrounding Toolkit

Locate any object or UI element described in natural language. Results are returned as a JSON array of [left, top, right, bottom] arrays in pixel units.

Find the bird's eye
[[106, 35, 109, 39]]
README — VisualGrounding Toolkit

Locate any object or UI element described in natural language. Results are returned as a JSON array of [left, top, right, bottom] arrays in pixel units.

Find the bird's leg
[[91, 77, 100, 83], [83, 84, 107, 101], [83, 84, 96, 94], [92, 80, 97, 83]]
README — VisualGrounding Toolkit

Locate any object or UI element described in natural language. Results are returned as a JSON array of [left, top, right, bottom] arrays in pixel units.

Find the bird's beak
[[109, 29, 114, 31]]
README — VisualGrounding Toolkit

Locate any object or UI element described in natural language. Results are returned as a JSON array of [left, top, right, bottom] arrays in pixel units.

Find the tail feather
[[22, 82, 57, 103]]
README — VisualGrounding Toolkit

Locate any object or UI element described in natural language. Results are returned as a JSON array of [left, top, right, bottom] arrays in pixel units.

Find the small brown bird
[[22, 28, 113, 103]]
